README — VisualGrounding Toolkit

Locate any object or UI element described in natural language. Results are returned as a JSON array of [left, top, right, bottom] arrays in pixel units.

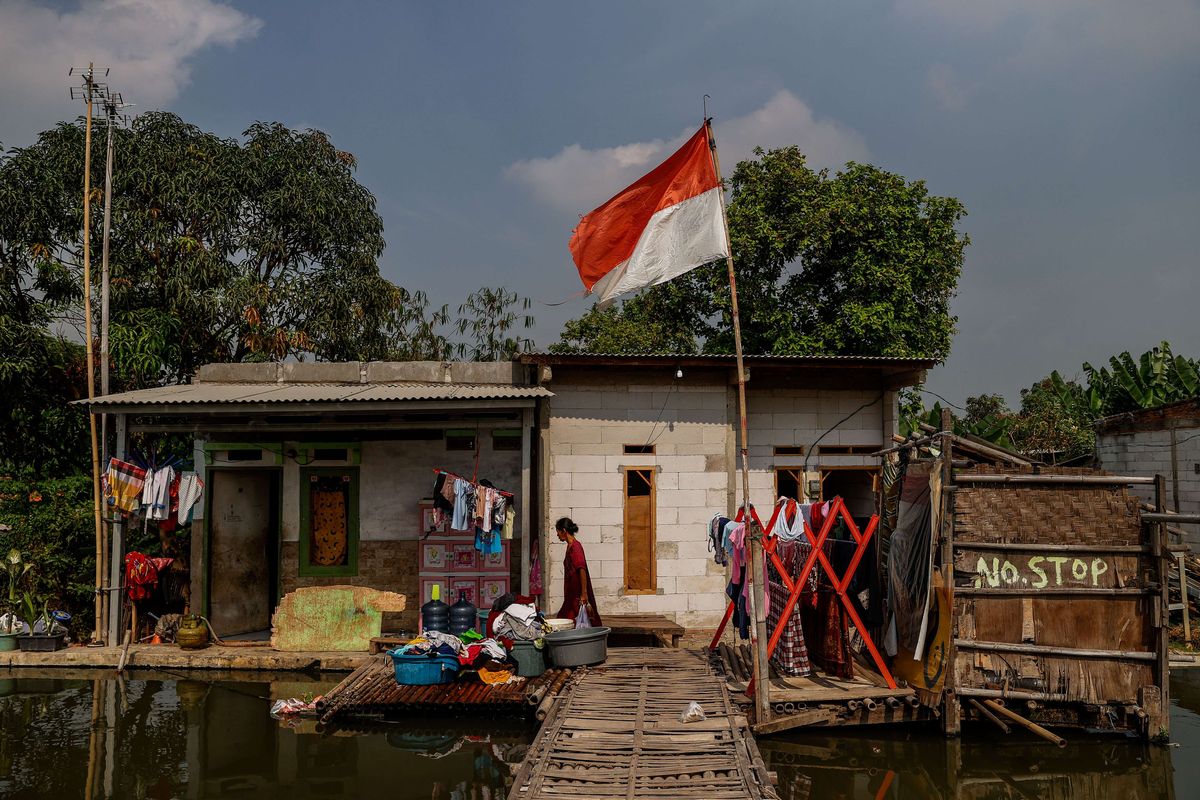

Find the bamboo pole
[[981, 700, 1066, 747], [79, 64, 105, 646], [955, 474, 1155, 486], [97, 102, 115, 642], [705, 117, 770, 727], [953, 639, 1156, 661]]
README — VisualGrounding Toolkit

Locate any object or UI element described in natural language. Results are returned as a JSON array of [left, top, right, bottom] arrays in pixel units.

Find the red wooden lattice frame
[[708, 496, 896, 693]]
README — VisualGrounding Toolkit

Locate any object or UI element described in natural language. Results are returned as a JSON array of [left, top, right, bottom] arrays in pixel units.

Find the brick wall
[[280, 540, 420, 632]]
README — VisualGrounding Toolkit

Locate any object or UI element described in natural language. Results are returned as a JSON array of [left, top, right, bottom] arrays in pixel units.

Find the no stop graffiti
[[971, 555, 1111, 590]]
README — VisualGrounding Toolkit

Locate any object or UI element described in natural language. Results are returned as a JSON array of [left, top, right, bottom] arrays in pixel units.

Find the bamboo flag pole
[[79, 64, 105, 645], [705, 118, 772, 725]]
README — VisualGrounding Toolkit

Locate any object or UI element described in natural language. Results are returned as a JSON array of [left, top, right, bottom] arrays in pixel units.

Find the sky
[[1, 0, 1198, 406]]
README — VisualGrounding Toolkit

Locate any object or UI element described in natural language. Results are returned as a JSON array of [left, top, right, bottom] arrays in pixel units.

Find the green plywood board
[[270, 586, 407, 652]]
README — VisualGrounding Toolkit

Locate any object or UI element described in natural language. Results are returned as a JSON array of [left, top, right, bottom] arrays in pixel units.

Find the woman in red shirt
[[554, 517, 601, 627]]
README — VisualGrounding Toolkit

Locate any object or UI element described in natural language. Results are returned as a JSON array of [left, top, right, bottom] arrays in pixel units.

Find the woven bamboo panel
[[954, 467, 1142, 547]]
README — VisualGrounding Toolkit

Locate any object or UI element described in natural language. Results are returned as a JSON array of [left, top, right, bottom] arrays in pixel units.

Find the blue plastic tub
[[390, 652, 461, 685]]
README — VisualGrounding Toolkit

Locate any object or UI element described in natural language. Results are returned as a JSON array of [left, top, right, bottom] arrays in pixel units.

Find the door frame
[[203, 466, 283, 625], [621, 465, 658, 595]]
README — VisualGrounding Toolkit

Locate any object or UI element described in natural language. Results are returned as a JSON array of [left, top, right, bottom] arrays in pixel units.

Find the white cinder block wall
[[1097, 426, 1200, 547], [543, 374, 892, 628], [544, 376, 730, 627]]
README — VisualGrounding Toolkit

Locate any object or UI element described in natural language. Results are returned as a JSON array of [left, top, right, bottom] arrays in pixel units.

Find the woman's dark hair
[[555, 517, 579, 535]]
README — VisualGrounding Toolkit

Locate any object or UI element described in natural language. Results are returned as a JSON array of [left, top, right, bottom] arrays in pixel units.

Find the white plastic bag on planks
[[679, 701, 706, 723]]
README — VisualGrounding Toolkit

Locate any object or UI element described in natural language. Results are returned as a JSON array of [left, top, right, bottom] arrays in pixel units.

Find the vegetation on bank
[[905, 341, 1199, 463]]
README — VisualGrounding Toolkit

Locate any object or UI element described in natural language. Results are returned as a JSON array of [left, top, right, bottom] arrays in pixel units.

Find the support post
[[1170, 424, 1181, 513], [520, 406, 533, 596], [939, 407, 961, 736], [706, 118, 771, 725], [107, 412, 128, 647], [1179, 551, 1191, 646], [1152, 473, 1171, 738]]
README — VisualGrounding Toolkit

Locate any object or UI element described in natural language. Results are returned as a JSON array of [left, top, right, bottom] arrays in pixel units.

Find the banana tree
[[1084, 341, 1200, 414]]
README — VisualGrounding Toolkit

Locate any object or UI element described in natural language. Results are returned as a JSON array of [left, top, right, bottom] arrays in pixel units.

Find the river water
[[1, 668, 1197, 799]]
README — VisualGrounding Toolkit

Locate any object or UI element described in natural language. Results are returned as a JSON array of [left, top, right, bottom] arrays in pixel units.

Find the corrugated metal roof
[[518, 352, 936, 366], [79, 381, 551, 408]]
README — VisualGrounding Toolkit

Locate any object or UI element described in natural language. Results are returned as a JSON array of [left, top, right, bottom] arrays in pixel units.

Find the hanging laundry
[[491, 494, 507, 534], [766, 528, 812, 677], [104, 458, 146, 514], [142, 466, 176, 521], [529, 535, 543, 596], [432, 472, 455, 513], [708, 515, 731, 565], [727, 564, 750, 640], [439, 473, 457, 509], [501, 505, 515, 540], [124, 552, 173, 602], [452, 478, 474, 531], [475, 528, 502, 555]]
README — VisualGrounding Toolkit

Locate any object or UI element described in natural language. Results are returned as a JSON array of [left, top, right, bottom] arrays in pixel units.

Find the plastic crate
[[389, 652, 460, 685]]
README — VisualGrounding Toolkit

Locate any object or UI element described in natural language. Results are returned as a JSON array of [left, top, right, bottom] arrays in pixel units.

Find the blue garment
[[475, 529, 503, 555], [722, 520, 740, 557], [727, 565, 750, 640]]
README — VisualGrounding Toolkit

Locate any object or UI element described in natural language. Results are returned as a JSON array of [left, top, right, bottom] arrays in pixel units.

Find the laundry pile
[[396, 629, 524, 685]]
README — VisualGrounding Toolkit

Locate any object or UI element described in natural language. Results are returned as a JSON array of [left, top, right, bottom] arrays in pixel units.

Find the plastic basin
[[510, 639, 546, 677], [390, 652, 460, 685], [545, 626, 610, 668]]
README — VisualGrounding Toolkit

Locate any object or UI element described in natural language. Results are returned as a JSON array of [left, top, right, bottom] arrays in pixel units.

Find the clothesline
[[431, 468, 514, 498]]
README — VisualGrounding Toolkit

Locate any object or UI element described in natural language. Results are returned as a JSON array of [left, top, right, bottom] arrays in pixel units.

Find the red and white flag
[[569, 124, 730, 306]]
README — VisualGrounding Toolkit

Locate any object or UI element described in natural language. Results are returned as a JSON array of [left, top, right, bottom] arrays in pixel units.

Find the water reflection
[[760, 669, 1200, 799], [0, 670, 532, 799], [2, 670, 1199, 799]]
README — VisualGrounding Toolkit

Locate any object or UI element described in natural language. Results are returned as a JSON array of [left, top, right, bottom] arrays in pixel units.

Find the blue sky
[[2, 0, 1198, 405]]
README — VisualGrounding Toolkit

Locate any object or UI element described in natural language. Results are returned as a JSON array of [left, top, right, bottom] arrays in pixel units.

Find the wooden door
[[623, 468, 656, 593], [209, 470, 277, 636]]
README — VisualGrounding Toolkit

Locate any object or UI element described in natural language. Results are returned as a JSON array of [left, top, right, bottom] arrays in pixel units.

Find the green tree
[[455, 287, 535, 362], [1008, 377, 1095, 463], [555, 148, 969, 358], [1, 113, 398, 388], [552, 283, 698, 354]]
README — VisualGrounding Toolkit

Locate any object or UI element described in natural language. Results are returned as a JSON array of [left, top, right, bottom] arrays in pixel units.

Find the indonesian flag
[[569, 124, 730, 306]]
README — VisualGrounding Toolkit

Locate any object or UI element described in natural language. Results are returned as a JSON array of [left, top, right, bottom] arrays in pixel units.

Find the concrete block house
[[1096, 397, 1200, 546], [84, 354, 930, 641]]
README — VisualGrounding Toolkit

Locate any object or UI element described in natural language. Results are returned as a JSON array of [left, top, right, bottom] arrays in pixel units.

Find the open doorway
[[820, 467, 878, 529], [207, 469, 280, 638]]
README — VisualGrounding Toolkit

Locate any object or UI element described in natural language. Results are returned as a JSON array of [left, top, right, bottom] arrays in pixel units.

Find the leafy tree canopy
[[554, 148, 969, 359], [0, 114, 533, 476]]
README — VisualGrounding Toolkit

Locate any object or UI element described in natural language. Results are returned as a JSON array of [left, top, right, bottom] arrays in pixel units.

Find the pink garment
[[727, 522, 769, 618]]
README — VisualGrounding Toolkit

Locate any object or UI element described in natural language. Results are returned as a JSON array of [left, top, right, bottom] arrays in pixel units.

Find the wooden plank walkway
[[509, 648, 778, 800]]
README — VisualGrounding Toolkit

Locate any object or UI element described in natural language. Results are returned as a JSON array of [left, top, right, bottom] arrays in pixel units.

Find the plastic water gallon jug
[[449, 591, 477, 635], [421, 584, 450, 633]]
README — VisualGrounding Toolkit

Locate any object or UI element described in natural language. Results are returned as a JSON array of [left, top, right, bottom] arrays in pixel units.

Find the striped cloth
[[104, 457, 146, 513], [767, 579, 812, 677]]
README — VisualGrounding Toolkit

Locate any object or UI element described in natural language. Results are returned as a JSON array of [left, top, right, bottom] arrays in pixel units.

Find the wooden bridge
[[508, 648, 778, 799]]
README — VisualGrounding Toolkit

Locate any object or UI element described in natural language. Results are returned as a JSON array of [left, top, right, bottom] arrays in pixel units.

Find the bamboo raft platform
[[711, 643, 926, 734], [316, 654, 573, 723], [508, 648, 778, 800]]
